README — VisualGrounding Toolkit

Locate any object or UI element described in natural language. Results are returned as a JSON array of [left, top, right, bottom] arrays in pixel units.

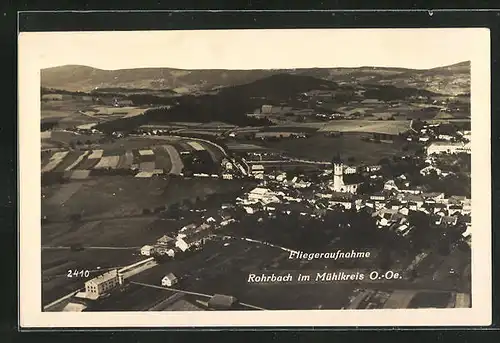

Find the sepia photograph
[[19, 28, 491, 327]]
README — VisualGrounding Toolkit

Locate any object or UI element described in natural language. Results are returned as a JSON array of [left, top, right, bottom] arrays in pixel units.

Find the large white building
[[84, 269, 119, 298], [426, 142, 471, 156]]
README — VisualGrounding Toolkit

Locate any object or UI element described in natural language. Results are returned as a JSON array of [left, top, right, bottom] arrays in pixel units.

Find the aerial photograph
[[40, 53, 472, 312]]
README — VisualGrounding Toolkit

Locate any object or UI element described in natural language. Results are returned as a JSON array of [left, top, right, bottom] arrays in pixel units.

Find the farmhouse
[[161, 273, 178, 287]]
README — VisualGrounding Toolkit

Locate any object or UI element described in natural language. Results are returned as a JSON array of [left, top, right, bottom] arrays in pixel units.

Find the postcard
[[18, 28, 491, 327]]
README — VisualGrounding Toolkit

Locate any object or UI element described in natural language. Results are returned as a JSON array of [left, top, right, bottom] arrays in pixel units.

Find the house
[[436, 215, 458, 226], [276, 172, 287, 182], [251, 164, 265, 177], [157, 235, 175, 246], [449, 195, 467, 204], [344, 166, 357, 175], [402, 194, 424, 208], [448, 204, 463, 216], [113, 98, 134, 107], [384, 180, 399, 191], [221, 158, 233, 170], [386, 199, 402, 210], [205, 216, 216, 224], [177, 223, 198, 238], [329, 200, 352, 210], [420, 166, 442, 176], [394, 224, 413, 237], [155, 246, 176, 257], [422, 192, 445, 202], [208, 294, 237, 309], [161, 273, 178, 287], [248, 187, 280, 205], [85, 269, 119, 298], [398, 207, 410, 216], [462, 199, 471, 214], [140, 245, 154, 256], [175, 231, 210, 252], [438, 134, 454, 141], [364, 165, 382, 172], [243, 206, 257, 214], [220, 218, 236, 226], [370, 193, 386, 202], [373, 209, 406, 228]]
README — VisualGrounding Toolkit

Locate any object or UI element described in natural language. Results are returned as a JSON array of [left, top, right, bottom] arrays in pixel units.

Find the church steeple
[[332, 152, 343, 165]]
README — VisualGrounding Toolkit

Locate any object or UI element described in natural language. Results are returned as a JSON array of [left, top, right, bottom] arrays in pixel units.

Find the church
[[328, 154, 362, 194]]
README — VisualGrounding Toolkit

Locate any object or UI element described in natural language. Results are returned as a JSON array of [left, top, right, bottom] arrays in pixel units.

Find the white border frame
[[19, 28, 491, 328]]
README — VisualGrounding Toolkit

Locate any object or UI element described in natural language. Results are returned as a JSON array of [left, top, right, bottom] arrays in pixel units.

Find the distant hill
[[41, 61, 470, 96]]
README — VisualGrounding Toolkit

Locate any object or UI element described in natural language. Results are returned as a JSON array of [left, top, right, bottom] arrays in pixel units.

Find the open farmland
[[158, 145, 183, 175], [40, 135, 223, 177], [260, 132, 416, 164], [94, 155, 121, 169], [317, 120, 411, 135], [42, 176, 171, 221], [41, 99, 93, 119], [42, 175, 248, 222], [81, 106, 148, 118]]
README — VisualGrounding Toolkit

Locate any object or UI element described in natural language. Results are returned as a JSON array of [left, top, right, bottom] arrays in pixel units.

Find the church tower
[[332, 153, 344, 192]]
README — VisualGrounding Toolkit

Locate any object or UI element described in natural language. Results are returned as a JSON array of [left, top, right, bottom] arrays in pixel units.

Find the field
[[80, 106, 147, 118], [40, 135, 224, 176], [42, 175, 248, 221], [259, 132, 415, 164], [317, 120, 411, 135]]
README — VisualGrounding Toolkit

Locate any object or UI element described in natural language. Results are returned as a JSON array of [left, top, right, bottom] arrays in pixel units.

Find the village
[[57, 119, 472, 311]]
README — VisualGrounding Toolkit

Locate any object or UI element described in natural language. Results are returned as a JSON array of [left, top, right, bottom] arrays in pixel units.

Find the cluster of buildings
[[140, 211, 237, 259], [408, 120, 471, 151], [229, 150, 472, 243]]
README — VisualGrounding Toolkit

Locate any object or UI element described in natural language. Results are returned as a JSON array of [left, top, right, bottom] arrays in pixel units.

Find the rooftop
[[86, 269, 118, 285]]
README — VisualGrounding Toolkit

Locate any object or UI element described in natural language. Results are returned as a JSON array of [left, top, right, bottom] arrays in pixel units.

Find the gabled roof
[[162, 273, 177, 281]]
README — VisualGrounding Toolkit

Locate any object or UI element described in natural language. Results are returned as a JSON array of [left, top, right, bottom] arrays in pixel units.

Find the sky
[[19, 28, 485, 70]]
